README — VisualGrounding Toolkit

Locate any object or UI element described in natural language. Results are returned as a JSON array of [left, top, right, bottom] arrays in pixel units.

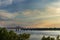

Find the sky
[[0, 0, 60, 28]]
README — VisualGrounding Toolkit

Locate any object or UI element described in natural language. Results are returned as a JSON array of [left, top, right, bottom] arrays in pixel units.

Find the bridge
[[6, 26, 60, 31]]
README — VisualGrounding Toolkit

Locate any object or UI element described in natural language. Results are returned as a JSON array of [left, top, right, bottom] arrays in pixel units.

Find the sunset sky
[[0, 0, 60, 28]]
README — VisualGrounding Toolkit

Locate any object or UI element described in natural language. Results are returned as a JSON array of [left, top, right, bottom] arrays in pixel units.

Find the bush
[[0, 28, 30, 40], [41, 35, 60, 40], [19, 33, 30, 40]]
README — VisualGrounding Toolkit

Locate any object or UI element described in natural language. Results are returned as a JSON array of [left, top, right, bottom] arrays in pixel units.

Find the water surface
[[7, 29, 60, 40]]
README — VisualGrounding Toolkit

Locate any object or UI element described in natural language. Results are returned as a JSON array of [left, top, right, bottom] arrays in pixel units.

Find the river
[[7, 29, 60, 40]]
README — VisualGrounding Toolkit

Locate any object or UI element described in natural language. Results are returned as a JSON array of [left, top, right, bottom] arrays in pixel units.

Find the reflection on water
[[19, 30, 60, 40], [7, 29, 60, 40]]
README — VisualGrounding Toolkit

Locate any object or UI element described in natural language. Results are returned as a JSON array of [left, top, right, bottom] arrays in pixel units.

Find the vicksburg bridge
[[6, 26, 60, 31]]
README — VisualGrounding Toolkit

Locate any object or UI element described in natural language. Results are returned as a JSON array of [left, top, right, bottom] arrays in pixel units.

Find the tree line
[[0, 28, 30, 40]]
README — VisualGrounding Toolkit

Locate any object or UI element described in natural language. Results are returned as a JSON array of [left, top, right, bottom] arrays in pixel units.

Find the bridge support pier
[[16, 28, 19, 31]]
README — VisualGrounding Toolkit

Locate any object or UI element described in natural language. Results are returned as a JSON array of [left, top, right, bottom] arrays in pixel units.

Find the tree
[[19, 33, 30, 40], [0, 28, 9, 40], [41, 36, 46, 40], [41, 36, 55, 40], [51, 38, 55, 40], [0, 27, 30, 40], [57, 35, 60, 40], [8, 30, 18, 40], [47, 36, 51, 40]]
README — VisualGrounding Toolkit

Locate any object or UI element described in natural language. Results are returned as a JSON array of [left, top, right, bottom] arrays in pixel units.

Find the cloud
[[29, 1, 60, 28], [45, 1, 60, 17], [47, 0, 60, 8], [21, 7, 60, 20], [17, 0, 60, 28], [0, 10, 18, 27], [0, 7, 60, 27], [22, 10, 41, 16], [0, 0, 13, 6], [0, 10, 18, 21], [14, 0, 27, 2], [1, 0, 60, 28]]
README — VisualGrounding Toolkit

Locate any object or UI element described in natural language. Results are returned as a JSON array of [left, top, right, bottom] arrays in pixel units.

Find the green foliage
[[0, 28, 30, 40], [51, 38, 55, 40], [57, 35, 60, 40], [41, 36, 46, 40], [19, 33, 30, 40], [47, 36, 51, 40], [41, 35, 60, 40]]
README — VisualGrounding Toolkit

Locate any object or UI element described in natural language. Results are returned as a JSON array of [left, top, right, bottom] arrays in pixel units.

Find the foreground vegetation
[[41, 35, 60, 40], [0, 28, 30, 40]]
